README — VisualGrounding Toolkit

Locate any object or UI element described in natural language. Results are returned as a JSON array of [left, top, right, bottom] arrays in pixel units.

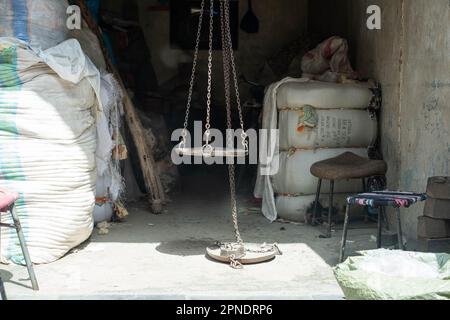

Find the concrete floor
[[1, 167, 379, 300]]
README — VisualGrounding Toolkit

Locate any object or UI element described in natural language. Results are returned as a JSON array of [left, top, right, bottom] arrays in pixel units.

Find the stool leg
[[10, 204, 39, 291], [377, 206, 383, 249], [312, 178, 322, 225], [0, 276, 6, 300], [327, 180, 334, 238], [0, 219, 3, 300], [396, 207, 404, 250], [362, 179, 369, 222], [339, 204, 351, 263]]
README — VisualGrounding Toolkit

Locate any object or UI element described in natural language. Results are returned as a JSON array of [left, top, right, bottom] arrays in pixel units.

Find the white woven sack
[[0, 38, 98, 264]]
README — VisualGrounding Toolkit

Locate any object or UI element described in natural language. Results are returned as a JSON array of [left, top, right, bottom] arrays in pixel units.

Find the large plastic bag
[[69, 20, 107, 71], [0, 38, 100, 264], [254, 77, 374, 222], [301, 36, 357, 83], [93, 73, 125, 224], [334, 249, 450, 300], [0, 0, 69, 51]]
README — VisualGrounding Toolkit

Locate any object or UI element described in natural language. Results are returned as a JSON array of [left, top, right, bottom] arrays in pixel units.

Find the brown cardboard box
[[423, 198, 450, 219], [418, 216, 450, 238], [417, 237, 450, 253], [426, 176, 450, 200]]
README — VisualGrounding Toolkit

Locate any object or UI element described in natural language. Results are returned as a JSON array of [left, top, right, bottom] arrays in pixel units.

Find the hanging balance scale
[[175, 0, 281, 269]]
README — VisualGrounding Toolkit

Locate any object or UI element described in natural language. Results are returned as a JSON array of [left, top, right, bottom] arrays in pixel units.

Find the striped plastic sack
[[0, 0, 69, 51], [0, 38, 98, 264]]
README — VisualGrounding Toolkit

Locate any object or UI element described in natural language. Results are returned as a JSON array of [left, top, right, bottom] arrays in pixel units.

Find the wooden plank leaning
[[73, 0, 166, 213]]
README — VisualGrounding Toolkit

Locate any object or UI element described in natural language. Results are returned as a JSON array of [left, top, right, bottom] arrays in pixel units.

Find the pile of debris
[[97, 0, 180, 200]]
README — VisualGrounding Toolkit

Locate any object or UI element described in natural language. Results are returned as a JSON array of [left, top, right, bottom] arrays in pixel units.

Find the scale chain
[[181, 0, 282, 268], [220, 0, 243, 247], [181, 0, 206, 148], [220, 0, 232, 149], [223, 0, 247, 151], [181, 0, 247, 151], [229, 255, 243, 269], [204, 0, 215, 143]]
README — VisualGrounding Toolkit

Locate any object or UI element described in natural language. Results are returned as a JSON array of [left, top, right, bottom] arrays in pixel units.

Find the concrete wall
[[397, 0, 450, 240], [310, 0, 450, 241], [345, 0, 404, 235]]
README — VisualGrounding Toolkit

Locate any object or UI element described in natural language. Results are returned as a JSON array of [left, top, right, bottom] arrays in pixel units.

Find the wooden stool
[[0, 189, 39, 291], [310, 152, 387, 238], [339, 191, 427, 262]]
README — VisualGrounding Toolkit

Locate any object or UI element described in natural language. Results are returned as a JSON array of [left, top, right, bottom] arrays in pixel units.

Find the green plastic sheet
[[334, 249, 450, 300]]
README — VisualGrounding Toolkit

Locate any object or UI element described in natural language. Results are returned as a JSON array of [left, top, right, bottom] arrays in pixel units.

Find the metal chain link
[[228, 164, 243, 245], [220, 0, 243, 246], [220, 1, 233, 149], [181, 0, 206, 147], [204, 0, 215, 139], [223, 0, 248, 150], [245, 243, 283, 255], [229, 254, 243, 269], [182, 0, 277, 268]]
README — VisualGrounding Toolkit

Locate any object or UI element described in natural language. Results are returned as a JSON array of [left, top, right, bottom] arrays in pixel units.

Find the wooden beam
[[74, 0, 166, 213]]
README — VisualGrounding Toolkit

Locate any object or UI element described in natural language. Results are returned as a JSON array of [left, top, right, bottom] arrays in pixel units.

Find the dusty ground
[[1, 167, 379, 300]]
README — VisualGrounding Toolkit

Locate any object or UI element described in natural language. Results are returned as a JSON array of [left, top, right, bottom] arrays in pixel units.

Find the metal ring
[[176, 141, 186, 157], [243, 143, 249, 154], [202, 144, 214, 157]]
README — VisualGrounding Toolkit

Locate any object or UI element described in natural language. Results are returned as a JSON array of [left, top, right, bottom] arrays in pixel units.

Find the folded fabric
[[347, 191, 427, 208]]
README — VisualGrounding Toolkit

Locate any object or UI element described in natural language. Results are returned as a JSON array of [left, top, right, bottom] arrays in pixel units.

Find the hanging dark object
[[175, 0, 280, 268], [240, 0, 259, 34]]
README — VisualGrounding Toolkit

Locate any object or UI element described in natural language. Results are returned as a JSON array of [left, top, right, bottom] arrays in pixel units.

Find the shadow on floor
[[156, 239, 216, 256], [89, 165, 379, 267], [0, 269, 34, 295]]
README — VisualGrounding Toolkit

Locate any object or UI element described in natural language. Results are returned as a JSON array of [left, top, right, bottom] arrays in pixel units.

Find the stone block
[[426, 176, 450, 200], [417, 216, 450, 239], [417, 237, 450, 253], [423, 198, 450, 219]]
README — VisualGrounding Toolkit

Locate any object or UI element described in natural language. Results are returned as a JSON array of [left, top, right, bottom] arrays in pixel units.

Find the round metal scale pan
[[206, 244, 277, 265]]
